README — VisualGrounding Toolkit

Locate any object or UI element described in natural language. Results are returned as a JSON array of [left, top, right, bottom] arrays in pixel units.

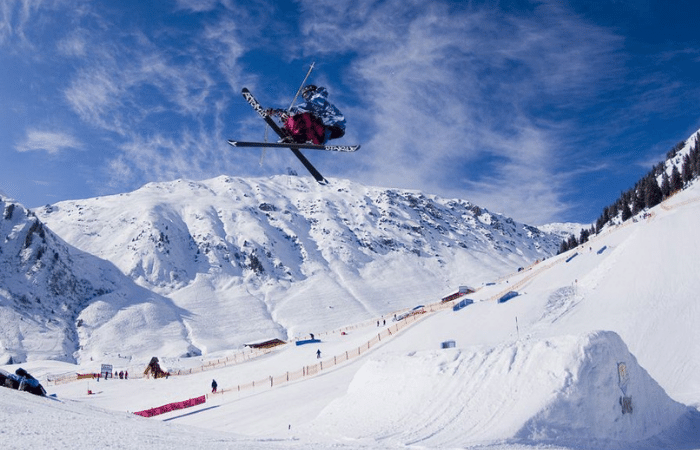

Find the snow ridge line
[[486, 195, 697, 303]]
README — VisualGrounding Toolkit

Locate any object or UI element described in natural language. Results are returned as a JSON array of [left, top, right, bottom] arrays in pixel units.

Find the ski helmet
[[302, 84, 318, 100]]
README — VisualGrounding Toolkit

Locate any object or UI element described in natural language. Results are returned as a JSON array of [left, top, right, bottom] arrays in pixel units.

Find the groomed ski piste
[[2, 182, 700, 449]]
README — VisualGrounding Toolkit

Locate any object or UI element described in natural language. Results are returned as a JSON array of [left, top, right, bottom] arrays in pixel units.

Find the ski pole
[[288, 62, 315, 111]]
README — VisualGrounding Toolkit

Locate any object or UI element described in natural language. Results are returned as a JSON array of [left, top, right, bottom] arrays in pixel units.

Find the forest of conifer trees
[[559, 133, 700, 253]]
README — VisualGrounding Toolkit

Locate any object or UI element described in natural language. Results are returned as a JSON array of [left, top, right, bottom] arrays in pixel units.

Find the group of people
[[96, 370, 128, 380], [267, 84, 346, 145]]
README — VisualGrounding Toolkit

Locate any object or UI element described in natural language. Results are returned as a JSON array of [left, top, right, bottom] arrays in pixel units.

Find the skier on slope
[[267, 85, 346, 145]]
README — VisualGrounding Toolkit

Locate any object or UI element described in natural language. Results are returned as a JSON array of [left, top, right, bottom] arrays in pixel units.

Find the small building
[[498, 291, 519, 304], [453, 298, 474, 311], [245, 338, 286, 349], [459, 285, 475, 294]]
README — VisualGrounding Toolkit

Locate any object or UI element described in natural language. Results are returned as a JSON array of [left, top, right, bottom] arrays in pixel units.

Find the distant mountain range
[[2, 176, 564, 364]]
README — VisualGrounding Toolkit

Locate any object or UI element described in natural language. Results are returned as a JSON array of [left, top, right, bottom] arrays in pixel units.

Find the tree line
[[559, 133, 700, 253]]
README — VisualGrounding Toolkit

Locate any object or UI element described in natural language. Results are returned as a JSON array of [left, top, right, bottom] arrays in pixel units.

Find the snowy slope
[[34, 175, 561, 359], [498, 182, 700, 406], [1, 177, 700, 449]]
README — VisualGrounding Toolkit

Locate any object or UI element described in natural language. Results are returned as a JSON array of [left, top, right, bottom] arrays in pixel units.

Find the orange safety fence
[[48, 292, 462, 389], [210, 308, 442, 397], [46, 346, 276, 386]]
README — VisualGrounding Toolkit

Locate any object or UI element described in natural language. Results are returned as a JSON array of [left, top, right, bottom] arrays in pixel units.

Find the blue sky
[[1, 0, 700, 225]]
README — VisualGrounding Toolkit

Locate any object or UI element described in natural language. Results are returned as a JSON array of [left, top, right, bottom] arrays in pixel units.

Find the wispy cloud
[[8, 0, 694, 224], [0, 0, 41, 45], [56, 31, 87, 57], [173, 0, 222, 13], [297, 0, 625, 223], [16, 129, 81, 154], [56, 3, 269, 195]]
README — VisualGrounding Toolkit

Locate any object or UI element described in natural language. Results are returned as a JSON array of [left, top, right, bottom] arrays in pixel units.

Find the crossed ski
[[228, 140, 359, 152], [235, 88, 358, 184]]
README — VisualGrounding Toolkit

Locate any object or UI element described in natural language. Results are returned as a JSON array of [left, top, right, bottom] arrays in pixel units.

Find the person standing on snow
[[267, 85, 346, 145], [211, 379, 218, 393], [316, 349, 321, 359]]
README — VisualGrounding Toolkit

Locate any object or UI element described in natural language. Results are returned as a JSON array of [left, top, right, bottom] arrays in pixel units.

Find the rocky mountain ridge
[[2, 176, 562, 364]]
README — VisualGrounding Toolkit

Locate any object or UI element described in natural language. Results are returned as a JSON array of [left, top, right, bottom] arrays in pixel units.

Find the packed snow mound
[[310, 331, 694, 448]]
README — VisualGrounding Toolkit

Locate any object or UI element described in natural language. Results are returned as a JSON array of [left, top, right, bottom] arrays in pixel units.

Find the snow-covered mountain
[[538, 221, 588, 239], [37, 176, 559, 292], [0, 197, 197, 365], [0, 198, 98, 364], [2, 176, 700, 450], [26, 176, 560, 362], [3, 130, 700, 449]]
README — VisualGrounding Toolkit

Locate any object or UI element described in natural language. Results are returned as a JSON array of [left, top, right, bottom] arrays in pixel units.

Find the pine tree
[[661, 170, 671, 199], [645, 175, 663, 208], [670, 165, 683, 192], [621, 201, 633, 221], [595, 207, 610, 233], [682, 154, 693, 184], [632, 186, 645, 215], [559, 239, 569, 254], [579, 227, 590, 244], [691, 143, 700, 178]]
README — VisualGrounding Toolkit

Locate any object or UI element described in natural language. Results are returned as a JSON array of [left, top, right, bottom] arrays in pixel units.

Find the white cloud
[[56, 5, 256, 194], [0, 0, 42, 45], [65, 66, 125, 132], [56, 32, 87, 57], [173, 0, 221, 12], [16, 129, 81, 154], [296, 0, 625, 224]]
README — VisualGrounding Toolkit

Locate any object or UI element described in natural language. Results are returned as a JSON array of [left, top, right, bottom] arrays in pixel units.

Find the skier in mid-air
[[267, 85, 346, 145], [234, 85, 358, 183]]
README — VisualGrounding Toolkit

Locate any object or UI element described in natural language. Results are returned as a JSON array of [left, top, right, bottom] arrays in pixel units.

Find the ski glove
[[265, 108, 289, 122]]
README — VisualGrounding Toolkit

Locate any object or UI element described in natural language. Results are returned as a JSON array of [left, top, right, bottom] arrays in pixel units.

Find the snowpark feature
[[2, 142, 700, 448], [308, 331, 694, 448]]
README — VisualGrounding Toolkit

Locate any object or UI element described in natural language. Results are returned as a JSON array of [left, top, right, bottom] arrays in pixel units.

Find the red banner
[[134, 395, 206, 418]]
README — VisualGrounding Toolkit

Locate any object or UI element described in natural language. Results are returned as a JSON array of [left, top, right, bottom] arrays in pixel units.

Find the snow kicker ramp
[[310, 330, 698, 448]]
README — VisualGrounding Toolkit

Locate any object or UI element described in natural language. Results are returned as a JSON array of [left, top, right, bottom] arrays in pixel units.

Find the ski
[[228, 140, 360, 153], [241, 88, 327, 184]]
